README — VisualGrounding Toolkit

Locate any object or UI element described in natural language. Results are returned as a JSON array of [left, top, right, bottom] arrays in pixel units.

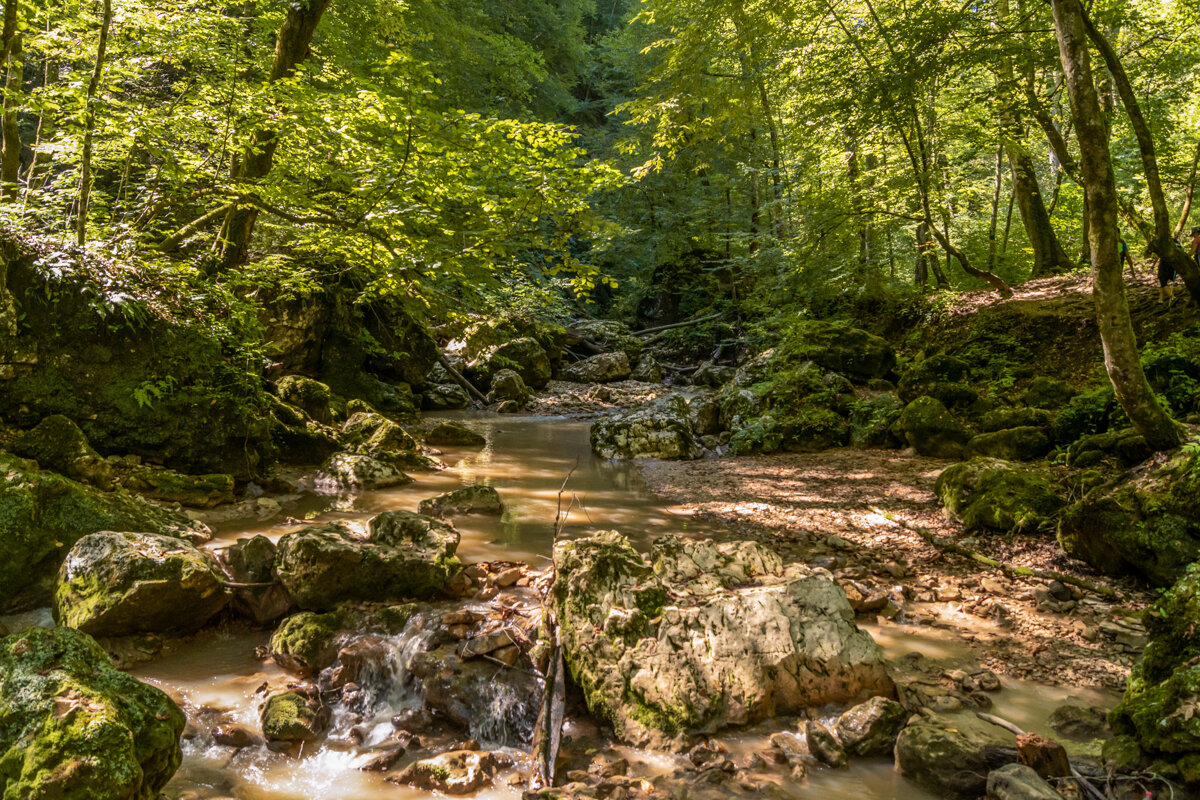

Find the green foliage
[[1141, 325, 1200, 417]]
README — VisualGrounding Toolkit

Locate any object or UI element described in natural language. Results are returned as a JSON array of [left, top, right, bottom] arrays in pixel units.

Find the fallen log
[[634, 311, 721, 337], [437, 352, 487, 407]]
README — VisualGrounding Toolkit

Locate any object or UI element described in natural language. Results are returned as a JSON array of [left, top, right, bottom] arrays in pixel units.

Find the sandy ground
[[639, 447, 1152, 690]]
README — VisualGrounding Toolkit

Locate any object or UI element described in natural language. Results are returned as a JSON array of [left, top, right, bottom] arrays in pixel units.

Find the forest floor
[[640, 447, 1151, 692]]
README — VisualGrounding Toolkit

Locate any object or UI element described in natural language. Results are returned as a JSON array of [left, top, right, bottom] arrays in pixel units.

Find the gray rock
[[315, 452, 412, 492], [54, 531, 229, 637], [631, 354, 663, 383], [894, 712, 1018, 799], [485, 369, 531, 404], [590, 395, 698, 460], [552, 532, 894, 748], [985, 763, 1062, 800], [426, 421, 486, 447], [467, 337, 551, 389], [805, 720, 847, 768], [564, 351, 632, 383], [834, 695, 908, 756], [422, 383, 470, 411], [389, 750, 497, 794], [276, 375, 334, 424], [418, 485, 503, 518], [1048, 704, 1110, 740]]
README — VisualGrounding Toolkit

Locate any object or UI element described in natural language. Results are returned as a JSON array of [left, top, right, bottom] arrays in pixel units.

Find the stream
[[3, 413, 1121, 800]]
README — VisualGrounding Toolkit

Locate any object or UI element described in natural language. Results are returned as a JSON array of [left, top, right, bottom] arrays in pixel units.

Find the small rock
[[804, 720, 847, 768], [389, 750, 496, 794], [493, 566, 524, 588], [212, 724, 259, 749]]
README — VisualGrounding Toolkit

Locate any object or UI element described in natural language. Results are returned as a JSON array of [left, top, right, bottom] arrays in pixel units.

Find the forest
[[1, 0, 1199, 799]]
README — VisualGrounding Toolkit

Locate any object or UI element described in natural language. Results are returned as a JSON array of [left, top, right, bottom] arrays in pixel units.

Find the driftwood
[[437, 351, 487, 406], [633, 311, 721, 337], [879, 512, 1118, 600]]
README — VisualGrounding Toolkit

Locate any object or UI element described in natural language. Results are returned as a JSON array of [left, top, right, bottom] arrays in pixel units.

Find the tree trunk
[[1173, 141, 1200, 238], [987, 142, 1003, 272], [1050, 0, 1182, 451], [0, 0, 21, 201], [1081, 13, 1200, 304], [217, 0, 332, 269], [75, 0, 113, 246]]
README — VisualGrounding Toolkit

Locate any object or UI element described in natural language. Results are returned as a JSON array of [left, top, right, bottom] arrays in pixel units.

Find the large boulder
[[314, 452, 412, 493], [390, 750, 498, 795], [418, 485, 503, 518], [426, 421, 486, 447], [12, 414, 118, 489], [590, 395, 698, 460], [0, 626, 185, 800], [54, 532, 230, 638], [894, 712, 1018, 799], [784, 320, 895, 381], [218, 535, 293, 626], [274, 511, 461, 610], [467, 337, 551, 389], [339, 412, 418, 457], [985, 764, 1063, 800], [260, 688, 329, 744], [0, 453, 209, 612], [893, 396, 973, 459], [897, 354, 978, 409], [269, 610, 345, 676], [833, 695, 908, 756], [422, 383, 470, 411], [486, 369, 531, 405], [936, 458, 1064, 534], [1108, 564, 1200, 785], [568, 320, 643, 362], [966, 427, 1052, 462], [552, 533, 893, 748], [718, 359, 853, 455], [1058, 451, 1200, 585], [275, 375, 335, 425], [564, 352, 632, 384]]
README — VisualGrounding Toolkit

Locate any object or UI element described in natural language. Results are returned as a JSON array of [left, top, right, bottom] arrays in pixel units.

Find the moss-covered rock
[[418, 485, 503, 518], [979, 406, 1055, 433], [894, 712, 1018, 799], [275, 375, 334, 425], [315, 452, 412, 492], [893, 396, 973, 459], [122, 467, 235, 508], [965, 426, 1052, 462], [485, 369, 532, 405], [0, 453, 209, 612], [1067, 429, 1152, 468], [269, 610, 345, 676], [0, 626, 185, 800], [1108, 565, 1200, 785], [1058, 451, 1200, 585], [552, 532, 893, 748], [54, 531, 230, 638], [463, 315, 566, 371], [426, 421, 486, 447], [717, 359, 854, 455], [590, 395, 699, 460], [339, 411, 418, 457], [1022, 376, 1078, 409], [422, 383, 470, 411], [936, 458, 1064, 533], [563, 352, 632, 384], [12, 414, 117, 489], [274, 511, 461, 610], [783, 320, 896, 381], [466, 337, 552, 390], [260, 689, 329, 743], [848, 393, 904, 449], [218, 535, 292, 626], [897, 354, 978, 410]]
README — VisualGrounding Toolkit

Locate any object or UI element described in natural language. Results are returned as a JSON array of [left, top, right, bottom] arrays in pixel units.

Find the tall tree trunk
[[1081, 13, 1200, 304], [0, 0, 21, 201], [1050, 0, 1181, 451], [217, 0, 332, 270], [76, 0, 113, 246], [987, 142, 1003, 271]]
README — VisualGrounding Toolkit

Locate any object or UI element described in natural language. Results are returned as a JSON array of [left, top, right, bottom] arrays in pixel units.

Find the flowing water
[[2, 413, 1121, 800]]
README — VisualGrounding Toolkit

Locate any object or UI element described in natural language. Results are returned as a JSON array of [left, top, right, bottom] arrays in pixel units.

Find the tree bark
[[0, 0, 21, 201], [217, 0, 332, 269], [76, 0, 113, 246], [1081, 13, 1200, 304], [1050, 0, 1182, 451], [1173, 141, 1200, 238]]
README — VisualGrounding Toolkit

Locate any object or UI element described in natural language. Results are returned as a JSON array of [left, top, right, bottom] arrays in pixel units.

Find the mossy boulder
[[1067, 429, 1152, 468], [894, 712, 1018, 799], [463, 315, 566, 370], [0, 453, 209, 612], [0, 626, 185, 800], [54, 531, 230, 638], [418, 485, 503, 518], [218, 535, 292, 626], [315, 452, 412, 492], [590, 395, 698, 460], [717, 360, 854, 455], [965, 426, 1052, 462], [260, 689, 329, 744], [563, 352, 632, 384], [12, 414, 117, 490], [783, 320, 895, 381], [275, 375, 334, 425], [486, 369, 532, 405], [466, 337, 552, 390], [274, 511, 461, 610], [979, 406, 1054, 433], [847, 393, 904, 449], [121, 467, 235, 508], [1023, 376, 1078, 409], [269, 611, 345, 676], [897, 354, 979, 411], [422, 383, 470, 411], [893, 396, 973, 459], [1108, 564, 1200, 785], [936, 458, 1064, 533], [552, 532, 893, 748], [1058, 451, 1200, 585], [339, 411, 418, 458], [426, 421, 486, 447]]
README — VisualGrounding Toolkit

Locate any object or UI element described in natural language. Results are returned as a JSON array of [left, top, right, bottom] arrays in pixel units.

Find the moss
[[894, 396, 973, 459], [1051, 386, 1128, 445], [269, 611, 345, 675], [260, 691, 327, 742], [965, 426, 1052, 462], [937, 458, 1063, 533], [425, 421, 486, 447], [0, 627, 185, 800], [779, 319, 896, 381]]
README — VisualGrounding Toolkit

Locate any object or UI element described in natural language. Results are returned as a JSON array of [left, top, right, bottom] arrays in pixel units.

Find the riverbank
[[639, 447, 1152, 690]]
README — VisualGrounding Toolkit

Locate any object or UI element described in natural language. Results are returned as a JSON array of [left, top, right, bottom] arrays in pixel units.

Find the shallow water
[[3, 413, 1122, 800]]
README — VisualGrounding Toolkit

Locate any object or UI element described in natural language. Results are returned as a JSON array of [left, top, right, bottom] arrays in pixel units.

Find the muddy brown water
[[2, 413, 1120, 800]]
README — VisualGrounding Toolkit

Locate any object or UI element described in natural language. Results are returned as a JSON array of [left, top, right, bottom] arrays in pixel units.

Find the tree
[[75, 0, 113, 246], [0, 0, 22, 201], [1049, 0, 1182, 451]]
